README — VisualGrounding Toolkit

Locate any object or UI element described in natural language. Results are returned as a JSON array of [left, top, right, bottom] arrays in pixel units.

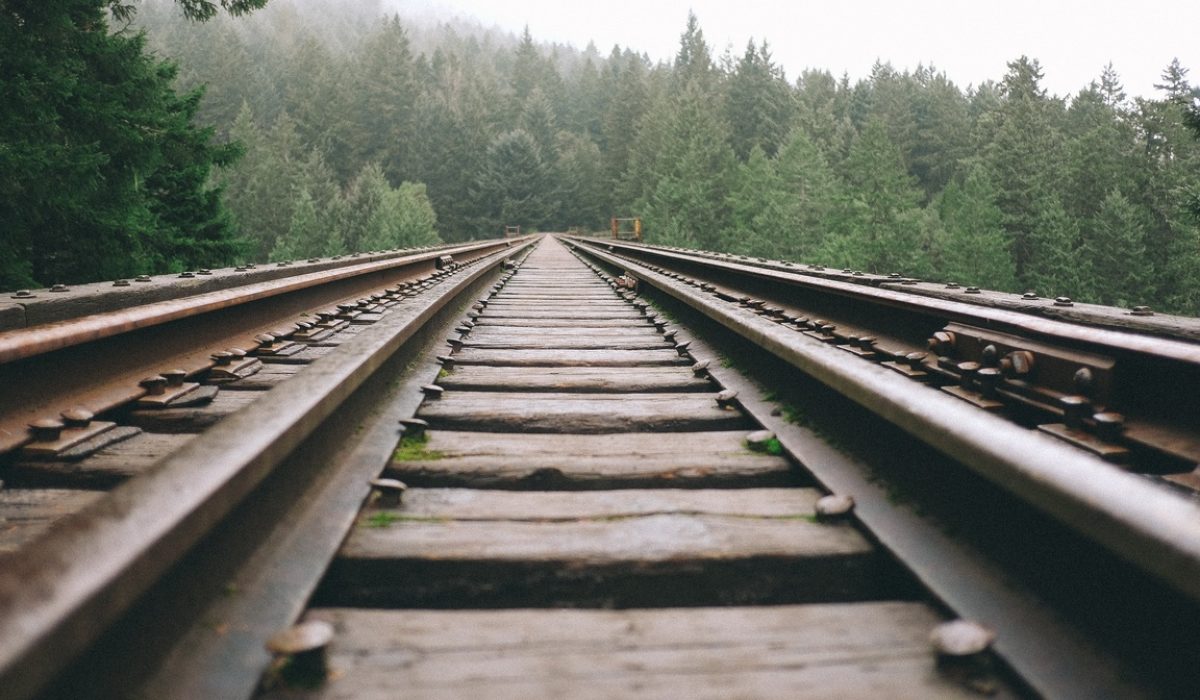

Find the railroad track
[[1, 234, 1199, 698]]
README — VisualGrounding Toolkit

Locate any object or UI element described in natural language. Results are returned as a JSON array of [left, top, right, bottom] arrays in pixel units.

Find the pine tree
[[0, 0, 243, 288], [726, 41, 793, 159], [1085, 189, 1150, 306], [935, 165, 1017, 290], [772, 129, 841, 259], [473, 130, 558, 232]]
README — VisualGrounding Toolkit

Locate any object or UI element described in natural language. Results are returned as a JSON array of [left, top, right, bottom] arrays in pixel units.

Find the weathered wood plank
[[5, 432, 195, 488], [463, 326, 660, 338], [319, 487, 888, 607], [266, 603, 1008, 700], [479, 309, 643, 320], [473, 318, 644, 328], [388, 430, 796, 488], [448, 348, 687, 367], [460, 337, 670, 350], [0, 489, 104, 553], [418, 392, 747, 432], [215, 362, 305, 391], [126, 390, 262, 433], [437, 366, 709, 393]]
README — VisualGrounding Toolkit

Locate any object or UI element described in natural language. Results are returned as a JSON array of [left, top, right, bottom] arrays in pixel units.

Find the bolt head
[[60, 407, 94, 427], [1054, 296, 1074, 307], [266, 620, 334, 656], [113, 279, 130, 287], [965, 286, 981, 294], [1131, 305, 1154, 317], [931, 619, 994, 658], [715, 389, 738, 407], [815, 494, 855, 520], [745, 430, 776, 452]]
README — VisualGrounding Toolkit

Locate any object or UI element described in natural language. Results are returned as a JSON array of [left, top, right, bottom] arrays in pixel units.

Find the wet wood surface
[[0, 488, 103, 553], [267, 603, 1006, 700], [388, 430, 796, 488], [437, 366, 710, 393], [418, 392, 748, 432]]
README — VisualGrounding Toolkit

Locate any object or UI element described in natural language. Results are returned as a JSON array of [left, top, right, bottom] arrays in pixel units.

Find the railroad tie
[[280, 237, 1015, 699]]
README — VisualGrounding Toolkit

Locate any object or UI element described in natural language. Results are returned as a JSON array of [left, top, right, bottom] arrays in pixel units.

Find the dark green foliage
[[8, 2, 1200, 317], [1, 0, 242, 289]]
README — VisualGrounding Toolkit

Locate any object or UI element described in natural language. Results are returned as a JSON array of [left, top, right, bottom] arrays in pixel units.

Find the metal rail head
[[0, 240, 536, 700], [564, 236, 1200, 607]]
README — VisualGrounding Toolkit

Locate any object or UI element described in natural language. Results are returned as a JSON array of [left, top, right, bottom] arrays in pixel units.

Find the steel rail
[[0, 238, 536, 700], [566, 237, 1200, 605], [576, 237, 1200, 367], [0, 237, 529, 455], [0, 238, 526, 364]]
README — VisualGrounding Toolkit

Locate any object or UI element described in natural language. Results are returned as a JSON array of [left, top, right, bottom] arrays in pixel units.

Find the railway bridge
[[1, 233, 1199, 698]]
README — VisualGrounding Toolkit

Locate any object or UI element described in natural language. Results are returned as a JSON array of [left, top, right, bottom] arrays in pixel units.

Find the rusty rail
[[0, 237, 537, 700], [563, 236, 1200, 604]]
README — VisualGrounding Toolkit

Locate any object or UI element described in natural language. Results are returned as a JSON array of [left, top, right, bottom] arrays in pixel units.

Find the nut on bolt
[[927, 331, 956, 356], [931, 619, 994, 661], [715, 389, 739, 409], [266, 620, 334, 683], [398, 418, 429, 438], [745, 430, 776, 453], [814, 494, 855, 521], [60, 407, 94, 428], [370, 478, 408, 507], [29, 418, 66, 442]]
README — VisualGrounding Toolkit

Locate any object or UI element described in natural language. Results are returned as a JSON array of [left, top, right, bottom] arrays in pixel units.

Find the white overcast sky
[[406, 0, 1199, 99]]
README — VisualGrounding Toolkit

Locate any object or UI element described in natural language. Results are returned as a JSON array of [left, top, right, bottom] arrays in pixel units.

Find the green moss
[[362, 512, 449, 528], [437, 367, 451, 379], [392, 432, 444, 461]]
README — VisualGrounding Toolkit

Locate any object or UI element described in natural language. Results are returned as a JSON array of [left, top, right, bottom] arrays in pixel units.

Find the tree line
[[5, 1, 1200, 316]]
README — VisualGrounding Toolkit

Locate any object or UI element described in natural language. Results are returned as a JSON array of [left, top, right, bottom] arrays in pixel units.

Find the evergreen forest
[[4, 1, 1200, 316]]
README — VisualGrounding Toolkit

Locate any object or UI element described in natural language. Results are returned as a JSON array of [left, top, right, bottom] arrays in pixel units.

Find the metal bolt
[[931, 619, 994, 659], [691, 360, 711, 377], [1093, 412, 1126, 441], [715, 389, 738, 408], [980, 344, 999, 367], [398, 418, 429, 438], [945, 282, 960, 289], [662, 329, 678, 342], [308, 258, 320, 263], [161, 369, 188, 387], [235, 266, 248, 272], [370, 478, 408, 507], [965, 286, 981, 294], [1060, 395, 1090, 430], [1130, 305, 1154, 317], [61, 408, 94, 428], [815, 494, 855, 521], [211, 351, 234, 366], [1001, 350, 1035, 377], [265, 620, 334, 682], [928, 331, 957, 356], [852, 270, 864, 276], [29, 418, 66, 441], [50, 283, 69, 293], [12, 290, 34, 298], [745, 430, 776, 452], [977, 367, 1002, 398], [139, 376, 168, 395], [957, 361, 981, 389], [198, 269, 213, 275], [255, 333, 277, 346], [228, 348, 248, 359], [113, 279, 130, 287], [421, 384, 444, 399], [1073, 367, 1094, 396], [1022, 291, 1038, 300], [674, 341, 692, 356], [857, 336, 877, 350], [179, 271, 196, 278], [905, 351, 928, 370], [436, 354, 455, 370], [446, 337, 464, 352], [135, 275, 152, 282], [888, 272, 902, 278], [1054, 296, 1074, 307]]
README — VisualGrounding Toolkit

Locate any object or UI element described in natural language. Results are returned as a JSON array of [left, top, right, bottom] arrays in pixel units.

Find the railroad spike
[[266, 620, 334, 683]]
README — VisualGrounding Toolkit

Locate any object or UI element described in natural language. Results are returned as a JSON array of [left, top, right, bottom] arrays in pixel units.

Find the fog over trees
[[4, 0, 1200, 315]]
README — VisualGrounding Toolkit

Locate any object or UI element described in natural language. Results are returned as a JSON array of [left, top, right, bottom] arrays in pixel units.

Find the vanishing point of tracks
[[2, 235, 1200, 698]]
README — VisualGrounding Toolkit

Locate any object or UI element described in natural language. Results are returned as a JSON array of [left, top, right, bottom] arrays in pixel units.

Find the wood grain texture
[[436, 366, 710, 393], [6, 432, 195, 488], [262, 603, 1007, 700], [448, 348, 687, 367], [319, 488, 887, 607], [388, 430, 797, 488], [418, 392, 747, 432], [126, 389, 262, 433], [0, 489, 104, 553]]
